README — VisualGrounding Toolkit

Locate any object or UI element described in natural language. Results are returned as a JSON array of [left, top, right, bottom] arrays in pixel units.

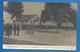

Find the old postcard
[[3, 2, 76, 50]]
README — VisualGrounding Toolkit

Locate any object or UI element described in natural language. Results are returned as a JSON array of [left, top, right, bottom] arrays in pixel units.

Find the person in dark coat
[[16, 24, 20, 36], [26, 24, 29, 34], [9, 23, 13, 35], [4, 23, 6, 35], [5, 23, 11, 37], [5, 24, 8, 36], [57, 22, 61, 33], [28, 21, 34, 35], [13, 23, 17, 35]]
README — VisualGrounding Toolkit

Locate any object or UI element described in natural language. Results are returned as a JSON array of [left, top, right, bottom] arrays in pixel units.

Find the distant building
[[13, 15, 40, 25], [41, 20, 75, 29]]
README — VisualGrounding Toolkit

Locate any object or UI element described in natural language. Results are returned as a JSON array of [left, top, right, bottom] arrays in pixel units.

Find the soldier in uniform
[[5, 23, 11, 37], [9, 23, 13, 35], [16, 24, 20, 36], [57, 22, 61, 33], [13, 23, 17, 35], [28, 21, 34, 35], [26, 24, 29, 34], [5, 24, 8, 36]]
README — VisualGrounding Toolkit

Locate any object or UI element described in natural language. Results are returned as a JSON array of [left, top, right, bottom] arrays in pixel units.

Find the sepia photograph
[[3, 2, 77, 50]]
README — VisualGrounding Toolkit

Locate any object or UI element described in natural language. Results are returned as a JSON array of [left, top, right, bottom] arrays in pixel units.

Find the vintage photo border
[[0, 0, 80, 52]]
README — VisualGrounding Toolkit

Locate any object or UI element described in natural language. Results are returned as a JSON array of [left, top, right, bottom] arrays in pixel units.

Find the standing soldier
[[10, 23, 13, 35], [29, 21, 34, 35], [5, 24, 8, 36], [13, 23, 17, 35], [3, 20, 5, 35], [26, 24, 29, 34], [16, 24, 20, 36], [5, 23, 11, 37], [57, 22, 61, 33]]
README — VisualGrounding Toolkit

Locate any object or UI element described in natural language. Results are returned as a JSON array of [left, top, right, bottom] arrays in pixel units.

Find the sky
[[4, 2, 77, 17]]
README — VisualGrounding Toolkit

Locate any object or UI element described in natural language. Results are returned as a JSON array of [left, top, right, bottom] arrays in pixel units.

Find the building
[[13, 15, 40, 25]]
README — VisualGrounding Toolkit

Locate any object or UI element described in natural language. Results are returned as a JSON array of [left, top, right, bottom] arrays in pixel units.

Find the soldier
[[5, 23, 11, 37], [13, 23, 17, 35], [3, 20, 7, 35], [16, 24, 20, 36], [57, 22, 61, 33], [28, 21, 34, 35], [3, 23, 6, 35], [9, 23, 13, 35], [26, 24, 29, 34]]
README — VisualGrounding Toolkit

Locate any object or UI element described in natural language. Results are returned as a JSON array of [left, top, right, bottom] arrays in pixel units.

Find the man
[[16, 24, 20, 36], [26, 24, 29, 34], [13, 23, 17, 35], [28, 21, 34, 35], [5, 23, 11, 37], [57, 22, 61, 33], [9, 23, 13, 35]]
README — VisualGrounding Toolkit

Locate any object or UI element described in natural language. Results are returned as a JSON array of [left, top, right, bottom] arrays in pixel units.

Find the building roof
[[16, 15, 39, 22]]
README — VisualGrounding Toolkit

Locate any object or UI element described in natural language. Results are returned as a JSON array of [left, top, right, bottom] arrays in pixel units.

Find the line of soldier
[[26, 21, 34, 35], [4, 23, 20, 37]]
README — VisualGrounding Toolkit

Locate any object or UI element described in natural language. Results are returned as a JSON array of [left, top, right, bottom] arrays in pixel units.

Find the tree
[[40, 3, 76, 28], [40, 10, 51, 23], [44, 3, 72, 22], [7, 2, 24, 19]]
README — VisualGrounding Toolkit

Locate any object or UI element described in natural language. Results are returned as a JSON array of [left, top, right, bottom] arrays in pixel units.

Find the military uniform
[[16, 24, 20, 36], [28, 22, 34, 34], [5, 23, 11, 37], [13, 24, 17, 35]]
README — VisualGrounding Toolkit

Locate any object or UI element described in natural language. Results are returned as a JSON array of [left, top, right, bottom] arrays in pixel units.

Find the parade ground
[[3, 29, 76, 46]]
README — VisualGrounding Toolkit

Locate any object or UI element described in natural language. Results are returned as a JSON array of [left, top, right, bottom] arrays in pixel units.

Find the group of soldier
[[4, 23, 20, 37], [4, 21, 34, 37], [26, 21, 34, 35]]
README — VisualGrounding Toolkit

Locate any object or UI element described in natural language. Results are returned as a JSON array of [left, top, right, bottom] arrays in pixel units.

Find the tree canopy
[[40, 3, 76, 26], [7, 2, 24, 19]]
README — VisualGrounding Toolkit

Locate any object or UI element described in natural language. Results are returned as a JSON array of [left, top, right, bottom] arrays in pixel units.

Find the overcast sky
[[4, 2, 77, 17]]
